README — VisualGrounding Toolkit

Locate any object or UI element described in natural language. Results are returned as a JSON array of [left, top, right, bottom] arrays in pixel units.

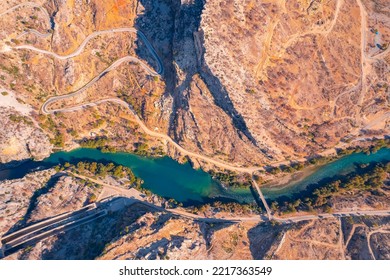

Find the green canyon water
[[0, 148, 255, 205], [261, 147, 390, 199], [0, 147, 389, 205]]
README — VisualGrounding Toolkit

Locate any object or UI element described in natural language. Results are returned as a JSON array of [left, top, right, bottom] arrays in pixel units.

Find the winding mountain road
[[15, 28, 163, 76], [18, 23, 271, 216], [3, 0, 259, 215], [43, 97, 262, 173], [40, 56, 159, 114], [6, 3, 388, 178], [16, 29, 52, 39], [0, 2, 51, 39], [3, 2, 389, 223], [0, 2, 50, 18]]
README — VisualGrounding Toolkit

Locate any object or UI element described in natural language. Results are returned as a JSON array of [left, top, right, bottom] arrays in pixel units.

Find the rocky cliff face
[[3, 179, 389, 260], [0, 169, 55, 236], [0, 107, 52, 165], [135, 0, 390, 165], [0, 0, 389, 166], [187, 0, 389, 161], [1, 0, 389, 261]]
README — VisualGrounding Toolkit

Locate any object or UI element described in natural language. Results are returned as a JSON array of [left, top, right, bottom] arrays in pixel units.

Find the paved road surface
[[1, 204, 96, 244], [15, 28, 163, 75], [0, 2, 52, 39], [4, 2, 389, 218], [75, 173, 390, 224], [0, 2, 50, 18], [1, 171, 388, 258]]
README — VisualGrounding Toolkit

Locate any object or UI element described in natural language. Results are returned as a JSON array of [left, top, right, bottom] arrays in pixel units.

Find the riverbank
[[1, 147, 389, 207], [259, 164, 321, 193], [0, 148, 256, 206], [261, 147, 390, 200], [257, 138, 390, 190]]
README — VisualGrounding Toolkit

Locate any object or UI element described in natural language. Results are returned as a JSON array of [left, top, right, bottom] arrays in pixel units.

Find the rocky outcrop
[[134, 0, 390, 166], [0, 108, 52, 165], [98, 211, 208, 260], [0, 169, 55, 236], [0, 169, 100, 236], [1, 0, 389, 168]]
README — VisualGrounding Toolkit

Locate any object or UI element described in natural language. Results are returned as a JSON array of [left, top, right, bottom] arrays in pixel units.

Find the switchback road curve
[[0, 2, 51, 39], [15, 28, 163, 75]]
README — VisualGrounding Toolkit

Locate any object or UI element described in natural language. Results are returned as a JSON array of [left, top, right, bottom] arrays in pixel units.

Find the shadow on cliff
[[38, 199, 234, 260], [38, 198, 157, 260], [4, 173, 65, 236], [6, 196, 235, 259], [4, 198, 117, 259], [134, 0, 177, 93], [247, 222, 288, 260], [134, 0, 259, 148], [0, 159, 55, 181]]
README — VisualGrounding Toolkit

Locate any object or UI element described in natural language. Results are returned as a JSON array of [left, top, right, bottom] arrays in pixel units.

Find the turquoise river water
[[0, 148, 389, 205]]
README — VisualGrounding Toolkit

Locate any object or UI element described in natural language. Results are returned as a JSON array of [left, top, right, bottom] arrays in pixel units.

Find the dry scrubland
[[0, 0, 389, 259], [0, 0, 388, 167], [1, 148, 388, 260], [1, 170, 389, 260]]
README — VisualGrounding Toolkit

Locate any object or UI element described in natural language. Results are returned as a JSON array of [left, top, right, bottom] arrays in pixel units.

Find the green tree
[[113, 166, 123, 178], [89, 162, 97, 174]]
